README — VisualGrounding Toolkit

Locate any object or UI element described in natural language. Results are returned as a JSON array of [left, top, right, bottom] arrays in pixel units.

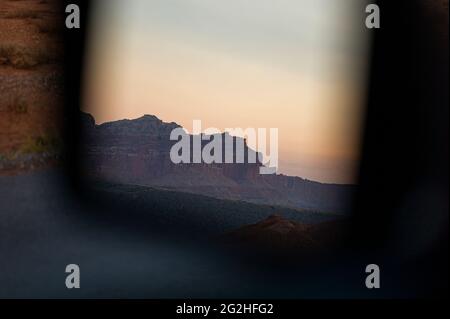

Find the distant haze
[[83, 0, 370, 184]]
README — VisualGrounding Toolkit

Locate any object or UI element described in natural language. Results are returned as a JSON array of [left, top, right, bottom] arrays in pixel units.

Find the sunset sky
[[83, 0, 370, 184]]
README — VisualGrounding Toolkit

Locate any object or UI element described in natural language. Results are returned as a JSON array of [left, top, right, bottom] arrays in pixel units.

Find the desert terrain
[[0, 0, 63, 174]]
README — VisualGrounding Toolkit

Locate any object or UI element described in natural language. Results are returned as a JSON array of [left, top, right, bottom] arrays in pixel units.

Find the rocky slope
[[222, 214, 348, 252]]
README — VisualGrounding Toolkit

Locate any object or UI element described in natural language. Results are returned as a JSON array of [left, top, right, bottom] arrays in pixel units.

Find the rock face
[[81, 112, 354, 213]]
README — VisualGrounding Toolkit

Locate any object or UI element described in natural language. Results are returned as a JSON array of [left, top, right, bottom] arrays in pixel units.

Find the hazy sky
[[84, 0, 370, 184]]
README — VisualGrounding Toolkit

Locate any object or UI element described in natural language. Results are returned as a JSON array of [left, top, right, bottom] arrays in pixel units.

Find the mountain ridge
[[80, 112, 354, 213]]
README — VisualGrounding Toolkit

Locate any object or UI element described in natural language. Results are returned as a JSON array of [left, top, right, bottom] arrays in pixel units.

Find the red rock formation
[[81, 112, 353, 213]]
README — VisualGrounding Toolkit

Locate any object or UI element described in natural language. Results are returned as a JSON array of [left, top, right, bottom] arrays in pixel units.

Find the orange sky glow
[[83, 0, 370, 184]]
